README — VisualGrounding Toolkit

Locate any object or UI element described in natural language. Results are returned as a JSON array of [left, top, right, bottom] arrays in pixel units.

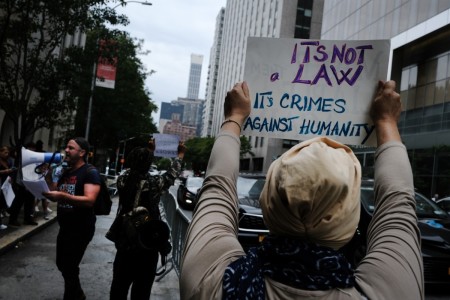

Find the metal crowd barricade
[[157, 189, 191, 280]]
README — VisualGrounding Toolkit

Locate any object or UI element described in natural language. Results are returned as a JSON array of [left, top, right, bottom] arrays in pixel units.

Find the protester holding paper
[[109, 138, 186, 300], [180, 81, 424, 299], [0, 145, 15, 229]]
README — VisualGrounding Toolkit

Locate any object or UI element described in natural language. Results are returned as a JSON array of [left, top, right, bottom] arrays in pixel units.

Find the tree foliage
[[71, 28, 157, 155], [184, 136, 254, 173], [0, 0, 129, 150]]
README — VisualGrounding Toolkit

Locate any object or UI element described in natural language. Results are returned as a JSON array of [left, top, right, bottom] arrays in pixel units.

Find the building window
[[240, 158, 250, 171], [282, 139, 298, 149], [399, 51, 450, 135], [254, 136, 259, 148], [253, 157, 264, 172], [260, 137, 264, 147]]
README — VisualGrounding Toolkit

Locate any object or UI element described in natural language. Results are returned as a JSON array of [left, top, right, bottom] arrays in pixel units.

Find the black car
[[177, 176, 204, 210], [436, 197, 450, 215], [235, 174, 269, 251], [342, 180, 450, 286]]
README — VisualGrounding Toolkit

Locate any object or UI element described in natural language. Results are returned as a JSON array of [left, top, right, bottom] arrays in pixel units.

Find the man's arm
[[43, 168, 101, 207]]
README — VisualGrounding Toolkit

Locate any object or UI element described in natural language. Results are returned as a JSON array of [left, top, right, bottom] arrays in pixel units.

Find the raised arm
[[355, 80, 424, 299], [180, 82, 251, 300]]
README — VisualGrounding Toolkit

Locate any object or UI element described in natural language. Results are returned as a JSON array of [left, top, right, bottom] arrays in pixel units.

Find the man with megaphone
[[43, 137, 101, 300]]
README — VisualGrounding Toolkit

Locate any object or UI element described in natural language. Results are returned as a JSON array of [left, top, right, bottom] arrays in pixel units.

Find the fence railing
[[157, 189, 190, 279]]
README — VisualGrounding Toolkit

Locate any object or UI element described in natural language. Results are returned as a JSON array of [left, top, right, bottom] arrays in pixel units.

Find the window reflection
[[400, 52, 450, 134]]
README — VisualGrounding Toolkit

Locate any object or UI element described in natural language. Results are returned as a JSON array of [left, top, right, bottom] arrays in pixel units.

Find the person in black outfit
[[109, 139, 185, 300], [43, 137, 101, 300]]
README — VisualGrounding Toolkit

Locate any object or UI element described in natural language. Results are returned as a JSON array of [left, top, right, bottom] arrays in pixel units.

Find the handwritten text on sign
[[243, 37, 390, 146], [154, 134, 179, 158]]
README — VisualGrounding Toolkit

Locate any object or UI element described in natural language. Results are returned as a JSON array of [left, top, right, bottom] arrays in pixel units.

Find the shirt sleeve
[[86, 166, 101, 185], [180, 131, 246, 300], [355, 141, 424, 300]]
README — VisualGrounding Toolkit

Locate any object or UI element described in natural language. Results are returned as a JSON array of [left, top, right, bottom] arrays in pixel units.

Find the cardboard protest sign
[[154, 134, 180, 158], [243, 37, 390, 146]]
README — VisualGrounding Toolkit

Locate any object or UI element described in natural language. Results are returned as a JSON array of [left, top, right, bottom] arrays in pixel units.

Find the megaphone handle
[[35, 151, 59, 176]]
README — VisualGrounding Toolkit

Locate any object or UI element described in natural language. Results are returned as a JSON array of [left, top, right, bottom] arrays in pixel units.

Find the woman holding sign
[[180, 81, 424, 299], [109, 138, 186, 300]]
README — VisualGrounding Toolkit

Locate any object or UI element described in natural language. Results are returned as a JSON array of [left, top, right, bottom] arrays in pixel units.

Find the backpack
[[87, 165, 112, 215]]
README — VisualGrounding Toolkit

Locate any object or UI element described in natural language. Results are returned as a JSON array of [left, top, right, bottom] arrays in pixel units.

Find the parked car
[[342, 180, 450, 286], [177, 176, 204, 210], [436, 197, 450, 215], [235, 174, 269, 251], [178, 170, 194, 183], [186, 173, 269, 250]]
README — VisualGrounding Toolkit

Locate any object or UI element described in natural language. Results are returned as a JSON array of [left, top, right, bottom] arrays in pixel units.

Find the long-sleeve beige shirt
[[180, 131, 424, 300]]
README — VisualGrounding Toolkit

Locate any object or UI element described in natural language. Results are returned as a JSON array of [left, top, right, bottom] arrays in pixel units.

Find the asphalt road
[[0, 196, 179, 300], [0, 182, 448, 299]]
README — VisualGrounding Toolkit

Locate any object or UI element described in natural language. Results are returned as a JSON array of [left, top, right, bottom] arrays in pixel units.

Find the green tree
[[184, 136, 254, 173], [0, 0, 129, 153], [72, 28, 157, 156], [156, 157, 172, 171]]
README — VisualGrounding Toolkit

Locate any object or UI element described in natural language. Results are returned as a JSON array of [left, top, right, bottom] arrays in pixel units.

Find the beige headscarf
[[260, 137, 361, 250]]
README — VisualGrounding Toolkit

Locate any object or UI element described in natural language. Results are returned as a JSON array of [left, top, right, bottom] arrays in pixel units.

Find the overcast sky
[[110, 0, 226, 124]]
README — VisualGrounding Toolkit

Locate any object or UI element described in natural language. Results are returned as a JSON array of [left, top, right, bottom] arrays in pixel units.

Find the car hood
[[187, 187, 200, 194], [239, 204, 263, 215], [418, 218, 450, 252]]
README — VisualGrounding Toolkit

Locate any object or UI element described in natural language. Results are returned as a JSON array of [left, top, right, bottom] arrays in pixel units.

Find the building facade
[[187, 54, 204, 99], [159, 97, 204, 137], [321, 0, 450, 198], [209, 0, 324, 172], [201, 8, 225, 137]]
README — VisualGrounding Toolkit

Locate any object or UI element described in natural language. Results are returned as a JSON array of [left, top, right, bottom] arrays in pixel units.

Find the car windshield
[[237, 176, 265, 208], [186, 177, 204, 188], [361, 187, 449, 219]]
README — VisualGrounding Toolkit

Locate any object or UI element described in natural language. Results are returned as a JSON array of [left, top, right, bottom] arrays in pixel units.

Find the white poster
[[1, 176, 15, 207], [243, 37, 391, 146], [153, 134, 180, 158]]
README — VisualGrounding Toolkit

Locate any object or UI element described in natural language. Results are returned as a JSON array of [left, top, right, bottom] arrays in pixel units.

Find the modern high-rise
[[159, 97, 204, 137], [321, 0, 450, 198], [187, 54, 204, 99], [201, 8, 225, 137], [209, 0, 324, 172]]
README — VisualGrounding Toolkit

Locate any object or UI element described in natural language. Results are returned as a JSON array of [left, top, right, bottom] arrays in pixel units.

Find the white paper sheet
[[1, 176, 15, 207], [22, 179, 49, 199]]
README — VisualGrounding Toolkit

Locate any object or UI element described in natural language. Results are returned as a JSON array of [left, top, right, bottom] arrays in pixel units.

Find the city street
[[0, 196, 179, 300], [0, 183, 449, 299]]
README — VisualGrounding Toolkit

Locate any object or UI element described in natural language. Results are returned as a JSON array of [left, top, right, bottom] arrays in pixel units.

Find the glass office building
[[322, 0, 450, 198]]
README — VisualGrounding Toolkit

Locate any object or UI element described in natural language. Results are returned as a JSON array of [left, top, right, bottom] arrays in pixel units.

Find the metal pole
[[85, 59, 97, 140]]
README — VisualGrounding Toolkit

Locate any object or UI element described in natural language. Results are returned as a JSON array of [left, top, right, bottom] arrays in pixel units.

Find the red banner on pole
[[96, 40, 118, 89]]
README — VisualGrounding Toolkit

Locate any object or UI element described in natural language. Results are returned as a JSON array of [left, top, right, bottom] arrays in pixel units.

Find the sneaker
[[0, 224, 7, 230], [35, 206, 40, 212], [44, 212, 50, 220], [47, 207, 53, 213]]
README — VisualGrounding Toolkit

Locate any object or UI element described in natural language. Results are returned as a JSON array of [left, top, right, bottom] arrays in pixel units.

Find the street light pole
[[112, 1, 152, 10], [84, 0, 152, 140], [84, 51, 97, 140]]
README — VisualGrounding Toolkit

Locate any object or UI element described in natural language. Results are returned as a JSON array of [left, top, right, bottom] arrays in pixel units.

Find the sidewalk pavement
[[0, 199, 181, 299], [0, 200, 59, 256]]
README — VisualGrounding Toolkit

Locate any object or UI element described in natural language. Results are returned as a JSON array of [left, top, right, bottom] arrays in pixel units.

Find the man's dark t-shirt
[[57, 164, 101, 229]]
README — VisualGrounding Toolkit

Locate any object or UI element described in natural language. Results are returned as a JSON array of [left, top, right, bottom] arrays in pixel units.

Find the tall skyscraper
[[187, 54, 204, 99], [201, 8, 225, 137]]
